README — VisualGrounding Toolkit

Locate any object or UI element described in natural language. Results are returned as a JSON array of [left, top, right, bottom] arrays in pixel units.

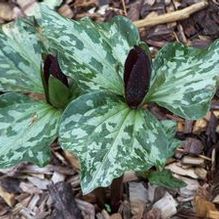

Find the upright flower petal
[[43, 54, 69, 88], [124, 46, 151, 108]]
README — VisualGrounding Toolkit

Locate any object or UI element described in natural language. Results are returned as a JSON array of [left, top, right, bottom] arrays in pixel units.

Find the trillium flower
[[43, 54, 69, 88], [124, 46, 151, 108]]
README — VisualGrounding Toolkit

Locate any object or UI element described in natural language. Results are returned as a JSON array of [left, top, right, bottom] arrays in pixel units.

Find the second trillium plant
[[0, 6, 219, 194]]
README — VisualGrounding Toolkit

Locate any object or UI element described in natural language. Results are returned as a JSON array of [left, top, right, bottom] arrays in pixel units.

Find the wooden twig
[[171, 0, 188, 44], [121, 0, 127, 16], [176, 148, 212, 161], [133, 1, 208, 28]]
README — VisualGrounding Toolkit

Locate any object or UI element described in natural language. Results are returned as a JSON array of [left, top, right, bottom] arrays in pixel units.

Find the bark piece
[[58, 5, 74, 18], [175, 176, 200, 202], [194, 167, 207, 179], [48, 182, 82, 219], [153, 192, 178, 219], [123, 171, 138, 183], [206, 112, 218, 145], [0, 177, 21, 193], [207, 210, 219, 219], [64, 151, 81, 171], [110, 213, 122, 219], [0, 2, 14, 21], [75, 199, 95, 219], [27, 176, 50, 190], [129, 182, 148, 219], [144, 208, 161, 219], [183, 137, 204, 155], [181, 156, 204, 166], [194, 195, 217, 218], [212, 193, 219, 204], [165, 163, 198, 179], [193, 119, 207, 134], [0, 186, 15, 207], [127, 1, 143, 21], [51, 171, 65, 184]]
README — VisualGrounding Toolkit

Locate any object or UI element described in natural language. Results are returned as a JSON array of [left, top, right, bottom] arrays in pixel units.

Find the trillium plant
[[0, 17, 78, 167], [0, 6, 219, 194]]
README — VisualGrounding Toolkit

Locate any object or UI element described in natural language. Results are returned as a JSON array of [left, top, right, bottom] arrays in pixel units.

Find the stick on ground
[[133, 1, 208, 28]]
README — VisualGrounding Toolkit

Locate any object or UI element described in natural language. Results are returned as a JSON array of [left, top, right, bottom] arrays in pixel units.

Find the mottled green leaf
[[146, 40, 219, 119], [161, 120, 177, 140], [59, 91, 179, 194], [160, 120, 180, 153], [0, 18, 43, 93], [37, 6, 140, 94], [0, 93, 61, 168], [148, 169, 186, 189]]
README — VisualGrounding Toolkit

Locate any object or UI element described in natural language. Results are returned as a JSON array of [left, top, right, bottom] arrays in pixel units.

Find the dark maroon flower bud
[[43, 54, 69, 88], [124, 45, 151, 108]]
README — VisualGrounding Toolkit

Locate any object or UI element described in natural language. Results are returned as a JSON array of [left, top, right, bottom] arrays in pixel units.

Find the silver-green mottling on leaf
[[0, 18, 43, 93], [0, 93, 61, 167], [37, 6, 141, 95], [146, 40, 219, 119], [59, 91, 179, 194]]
